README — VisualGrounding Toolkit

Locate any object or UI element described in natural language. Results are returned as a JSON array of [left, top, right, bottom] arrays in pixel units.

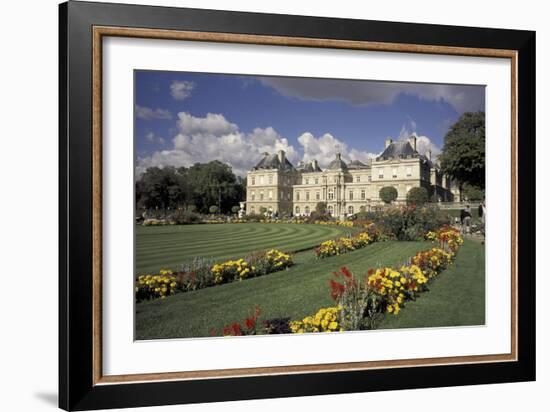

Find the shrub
[[263, 317, 292, 334], [259, 206, 267, 214], [231, 205, 240, 214], [209, 205, 219, 214], [173, 209, 202, 225], [407, 187, 429, 206], [177, 257, 217, 291], [379, 186, 398, 204], [315, 231, 373, 258]]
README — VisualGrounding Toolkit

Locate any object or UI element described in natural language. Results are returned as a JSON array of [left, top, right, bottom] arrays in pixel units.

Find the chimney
[[426, 149, 432, 161], [336, 152, 342, 160], [385, 138, 393, 148], [277, 150, 286, 164], [311, 159, 318, 170], [408, 135, 417, 151]]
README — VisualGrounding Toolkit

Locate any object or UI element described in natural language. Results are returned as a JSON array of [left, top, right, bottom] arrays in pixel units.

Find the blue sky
[[135, 70, 484, 176]]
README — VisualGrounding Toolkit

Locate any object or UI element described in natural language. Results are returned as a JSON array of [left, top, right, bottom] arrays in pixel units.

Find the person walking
[[460, 205, 472, 234], [478, 201, 486, 225]]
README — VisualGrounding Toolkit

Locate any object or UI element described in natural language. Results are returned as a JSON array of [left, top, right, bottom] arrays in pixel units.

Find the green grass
[[136, 241, 431, 340], [379, 239, 485, 329], [136, 223, 359, 274]]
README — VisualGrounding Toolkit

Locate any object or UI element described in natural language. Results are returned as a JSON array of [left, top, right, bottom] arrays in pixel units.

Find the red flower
[[340, 266, 353, 279], [230, 323, 243, 336], [244, 316, 256, 330]]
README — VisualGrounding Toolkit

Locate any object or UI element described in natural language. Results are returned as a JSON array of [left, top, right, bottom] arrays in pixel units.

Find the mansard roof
[[377, 140, 418, 160], [296, 160, 323, 173], [348, 159, 371, 169], [252, 152, 295, 171]]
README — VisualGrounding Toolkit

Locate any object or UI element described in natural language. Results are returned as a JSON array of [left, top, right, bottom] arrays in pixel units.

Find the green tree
[[406, 187, 429, 206], [259, 206, 267, 214], [209, 205, 219, 214], [439, 111, 485, 190], [379, 186, 398, 204], [315, 202, 327, 214], [231, 205, 240, 214], [462, 183, 484, 201]]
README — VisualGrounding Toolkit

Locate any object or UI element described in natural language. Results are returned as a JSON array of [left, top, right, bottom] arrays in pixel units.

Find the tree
[[406, 187, 429, 206], [379, 186, 398, 204], [231, 205, 240, 214], [462, 183, 484, 201], [439, 111, 485, 190], [209, 205, 219, 214], [315, 202, 327, 214], [259, 206, 267, 214]]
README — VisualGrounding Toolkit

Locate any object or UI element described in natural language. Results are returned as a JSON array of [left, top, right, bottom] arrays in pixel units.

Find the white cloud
[[170, 80, 195, 100], [135, 105, 172, 120], [395, 120, 441, 158], [137, 112, 298, 177], [260, 77, 485, 114], [297, 132, 378, 168], [145, 131, 165, 145]]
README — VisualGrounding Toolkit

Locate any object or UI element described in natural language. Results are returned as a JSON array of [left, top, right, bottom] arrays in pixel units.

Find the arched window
[[348, 206, 354, 215], [250, 206, 255, 214], [328, 205, 333, 215], [295, 206, 300, 215], [305, 206, 310, 215]]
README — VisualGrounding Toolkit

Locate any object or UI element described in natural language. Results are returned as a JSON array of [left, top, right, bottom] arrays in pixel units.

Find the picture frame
[[59, 1, 536, 410]]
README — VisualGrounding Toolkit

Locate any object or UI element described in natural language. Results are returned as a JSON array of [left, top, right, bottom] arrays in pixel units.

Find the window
[[259, 175, 264, 185], [349, 191, 353, 200], [328, 190, 334, 200], [259, 191, 264, 200], [406, 167, 412, 177], [315, 178, 319, 184], [295, 206, 300, 214], [305, 178, 309, 185], [328, 205, 334, 215], [334, 176, 338, 183], [316, 192, 320, 200], [378, 169, 384, 179], [368, 175, 372, 182], [268, 190, 273, 200], [361, 189, 366, 200], [296, 192, 300, 201], [348, 206, 354, 214], [280, 190, 284, 199], [251, 206, 255, 213], [355, 176, 360, 183], [268, 175, 273, 184], [287, 192, 291, 200], [305, 206, 310, 215], [306, 191, 310, 201], [251, 191, 255, 201], [286, 178, 290, 185], [392, 167, 398, 178], [251, 176, 255, 185]]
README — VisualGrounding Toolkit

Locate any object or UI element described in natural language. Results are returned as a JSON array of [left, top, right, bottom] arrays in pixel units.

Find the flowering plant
[[135, 269, 178, 302], [210, 306, 262, 336], [290, 306, 342, 333]]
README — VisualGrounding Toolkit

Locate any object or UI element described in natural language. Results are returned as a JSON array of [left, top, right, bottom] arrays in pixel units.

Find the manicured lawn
[[136, 223, 359, 274], [379, 238, 485, 329], [136, 241, 431, 340]]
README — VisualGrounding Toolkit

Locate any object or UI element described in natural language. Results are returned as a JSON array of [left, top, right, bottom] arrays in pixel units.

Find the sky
[[135, 70, 485, 177]]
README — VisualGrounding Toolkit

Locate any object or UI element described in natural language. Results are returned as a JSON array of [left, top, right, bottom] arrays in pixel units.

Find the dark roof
[[297, 160, 323, 173], [348, 159, 370, 169], [327, 153, 348, 170], [377, 140, 418, 160], [252, 153, 295, 171]]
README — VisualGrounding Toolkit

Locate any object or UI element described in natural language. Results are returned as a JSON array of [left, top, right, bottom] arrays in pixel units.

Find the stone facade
[[245, 136, 455, 218]]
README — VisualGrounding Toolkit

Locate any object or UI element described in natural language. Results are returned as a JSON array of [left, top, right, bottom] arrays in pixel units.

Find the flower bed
[[136, 249, 293, 302], [213, 226, 464, 334], [314, 229, 374, 258]]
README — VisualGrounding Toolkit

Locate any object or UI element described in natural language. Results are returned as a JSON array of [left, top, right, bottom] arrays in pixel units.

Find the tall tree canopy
[[136, 161, 245, 214], [439, 111, 485, 190]]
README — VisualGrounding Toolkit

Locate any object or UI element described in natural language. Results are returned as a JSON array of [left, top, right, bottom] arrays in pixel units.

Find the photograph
[[133, 71, 487, 340]]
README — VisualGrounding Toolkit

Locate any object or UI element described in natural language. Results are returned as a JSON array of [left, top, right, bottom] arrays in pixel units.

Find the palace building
[[245, 136, 458, 218]]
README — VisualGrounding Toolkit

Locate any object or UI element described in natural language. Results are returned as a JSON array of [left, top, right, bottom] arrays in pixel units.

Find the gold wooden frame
[[92, 26, 518, 386]]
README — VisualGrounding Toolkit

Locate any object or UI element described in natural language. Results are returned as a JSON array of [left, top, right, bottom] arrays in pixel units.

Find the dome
[[327, 153, 348, 170]]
